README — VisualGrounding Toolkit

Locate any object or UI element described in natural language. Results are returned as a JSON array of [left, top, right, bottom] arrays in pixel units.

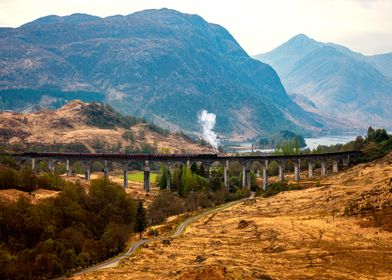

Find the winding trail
[[74, 195, 251, 276]]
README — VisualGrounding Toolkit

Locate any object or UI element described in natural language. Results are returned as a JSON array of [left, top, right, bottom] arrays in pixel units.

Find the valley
[[0, 3, 391, 280]]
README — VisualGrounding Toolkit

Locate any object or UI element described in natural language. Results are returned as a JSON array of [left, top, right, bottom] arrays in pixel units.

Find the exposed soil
[[72, 153, 392, 280], [0, 188, 59, 204]]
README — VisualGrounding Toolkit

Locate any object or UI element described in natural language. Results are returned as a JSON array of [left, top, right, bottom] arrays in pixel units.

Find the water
[[222, 134, 357, 153], [304, 135, 357, 150]]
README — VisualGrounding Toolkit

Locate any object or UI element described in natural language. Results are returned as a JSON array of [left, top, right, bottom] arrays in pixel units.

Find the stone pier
[[343, 155, 350, 167], [279, 161, 285, 182], [123, 170, 128, 189], [242, 166, 246, 188], [85, 167, 91, 180], [332, 160, 338, 173], [294, 159, 300, 181], [224, 160, 229, 188], [166, 163, 171, 190], [144, 161, 150, 192], [48, 160, 55, 174], [246, 169, 251, 189], [308, 161, 315, 179], [66, 159, 72, 176], [31, 158, 36, 171], [103, 160, 109, 178], [321, 160, 327, 177], [262, 160, 268, 190]]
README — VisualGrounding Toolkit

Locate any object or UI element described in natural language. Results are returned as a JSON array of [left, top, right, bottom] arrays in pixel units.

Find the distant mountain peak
[[290, 33, 311, 41], [254, 33, 392, 131], [284, 33, 320, 49]]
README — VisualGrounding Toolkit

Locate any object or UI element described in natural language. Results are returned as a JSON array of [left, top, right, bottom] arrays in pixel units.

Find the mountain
[[255, 34, 392, 130], [0, 100, 214, 154], [0, 9, 325, 140]]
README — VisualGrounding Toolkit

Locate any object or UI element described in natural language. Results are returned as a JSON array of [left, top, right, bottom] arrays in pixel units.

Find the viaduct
[[4, 151, 360, 192]]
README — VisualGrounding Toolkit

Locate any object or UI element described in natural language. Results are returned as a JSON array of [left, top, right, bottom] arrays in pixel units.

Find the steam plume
[[198, 110, 220, 150]]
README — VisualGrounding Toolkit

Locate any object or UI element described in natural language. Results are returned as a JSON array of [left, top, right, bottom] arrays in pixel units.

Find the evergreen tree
[[158, 164, 167, 190], [134, 200, 147, 239]]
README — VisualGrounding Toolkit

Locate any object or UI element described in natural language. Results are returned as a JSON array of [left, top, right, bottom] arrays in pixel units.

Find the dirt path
[[72, 154, 392, 280], [73, 197, 247, 277]]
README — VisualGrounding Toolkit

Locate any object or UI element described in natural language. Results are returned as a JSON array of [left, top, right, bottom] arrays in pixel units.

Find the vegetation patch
[[121, 171, 158, 184], [0, 165, 67, 192], [257, 130, 306, 149], [0, 177, 135, 280], [82, 102, 141, 129], [263, 181, 301, 197]]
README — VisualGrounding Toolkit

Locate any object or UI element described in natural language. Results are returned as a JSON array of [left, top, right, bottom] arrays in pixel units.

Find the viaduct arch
[[4, 151, 360, 192]]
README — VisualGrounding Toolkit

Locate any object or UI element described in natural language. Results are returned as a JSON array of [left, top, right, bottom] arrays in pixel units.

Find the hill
[[0, 100, 213, 153], [72, 152, 392, 279], [0, 9, 325, 140], [255, 34, 392, 131]]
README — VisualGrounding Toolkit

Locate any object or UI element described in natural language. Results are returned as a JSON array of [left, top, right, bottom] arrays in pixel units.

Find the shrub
[[0, 177, 136, 279], [263, 182, 288, 197]]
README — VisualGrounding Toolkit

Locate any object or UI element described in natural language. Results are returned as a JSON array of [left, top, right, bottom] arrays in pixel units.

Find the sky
[[0, 0, 391, 55]]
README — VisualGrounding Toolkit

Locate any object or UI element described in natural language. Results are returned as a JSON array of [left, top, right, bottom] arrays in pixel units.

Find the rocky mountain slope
[[0, 100, 213, 154], [72, 152, 392, 279], [255, 34, 392, 130], [0, 9, 325, 139]]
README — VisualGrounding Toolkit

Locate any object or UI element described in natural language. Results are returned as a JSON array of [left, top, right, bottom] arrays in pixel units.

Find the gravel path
[[74, 195, 250, 276]]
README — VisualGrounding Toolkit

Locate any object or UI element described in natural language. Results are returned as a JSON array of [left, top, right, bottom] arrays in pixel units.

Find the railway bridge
[[4, 151, 361, 191]]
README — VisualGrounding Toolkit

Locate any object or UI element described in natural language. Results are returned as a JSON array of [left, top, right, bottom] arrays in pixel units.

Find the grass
[[120, 171, 158, 183]]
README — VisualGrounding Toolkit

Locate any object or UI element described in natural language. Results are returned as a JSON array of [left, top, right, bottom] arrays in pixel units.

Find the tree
[[158, 164, 168, 190], [134, 200, 147, 239]]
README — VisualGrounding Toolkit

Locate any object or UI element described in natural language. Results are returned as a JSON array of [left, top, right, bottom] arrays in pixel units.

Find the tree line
[[0, 174, 136, 279]]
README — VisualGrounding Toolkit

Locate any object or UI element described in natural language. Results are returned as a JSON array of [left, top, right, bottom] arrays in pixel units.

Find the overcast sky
[[0, 0, 391, 55]]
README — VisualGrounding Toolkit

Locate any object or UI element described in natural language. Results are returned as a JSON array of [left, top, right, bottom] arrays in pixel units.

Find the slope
[[0, 10, 324, 139], [0, 100, 213, 154], [71, 152, 392, 279], [255, 34, 392, 130]]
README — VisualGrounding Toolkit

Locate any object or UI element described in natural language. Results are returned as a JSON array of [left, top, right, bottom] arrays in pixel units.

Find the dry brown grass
[[0, 188, 59, 204], [71, 153, 392, 280], [0, 100, 213, 154]]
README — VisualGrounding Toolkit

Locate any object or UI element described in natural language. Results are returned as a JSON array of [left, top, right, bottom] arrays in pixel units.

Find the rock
[[237, 220, 253, 229], [195, 255, 206, 263], [162, 239, 171, 245]]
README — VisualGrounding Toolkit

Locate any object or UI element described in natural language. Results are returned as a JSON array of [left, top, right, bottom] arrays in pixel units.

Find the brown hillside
[[0, 100, 214, 153], [73, 153, 392, 280]]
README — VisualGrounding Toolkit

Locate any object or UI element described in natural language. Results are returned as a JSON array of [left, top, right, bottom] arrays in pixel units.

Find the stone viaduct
[[5, 151, 360, 192]]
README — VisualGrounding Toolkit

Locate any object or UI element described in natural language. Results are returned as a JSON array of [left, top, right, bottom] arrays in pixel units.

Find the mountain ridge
[[0, 9, 326, 140], [255, 34, 392, 130]]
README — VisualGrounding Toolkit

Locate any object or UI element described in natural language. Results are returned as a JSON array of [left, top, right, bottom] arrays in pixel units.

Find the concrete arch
[[18, 158, 32, 170], [171, 161, 187, 169], [210, 160, 224, 167], [249, 160, 263, 171], [35, 159, 49, 172]]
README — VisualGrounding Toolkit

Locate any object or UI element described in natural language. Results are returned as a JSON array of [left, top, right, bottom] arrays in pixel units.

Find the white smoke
[[198, 110, 220, 150]]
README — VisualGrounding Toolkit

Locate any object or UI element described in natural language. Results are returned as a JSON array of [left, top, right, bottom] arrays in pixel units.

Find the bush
[[0, 165, 67, 192], [263, 182, 289, 197], [148, 191, 186, 225], [147, 228, 159, 236], [0, 177, 136, 279], [122, 130, 136, 143]]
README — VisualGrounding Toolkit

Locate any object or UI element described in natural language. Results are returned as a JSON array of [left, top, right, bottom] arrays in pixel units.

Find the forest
[[0, 157, 248, 279]]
